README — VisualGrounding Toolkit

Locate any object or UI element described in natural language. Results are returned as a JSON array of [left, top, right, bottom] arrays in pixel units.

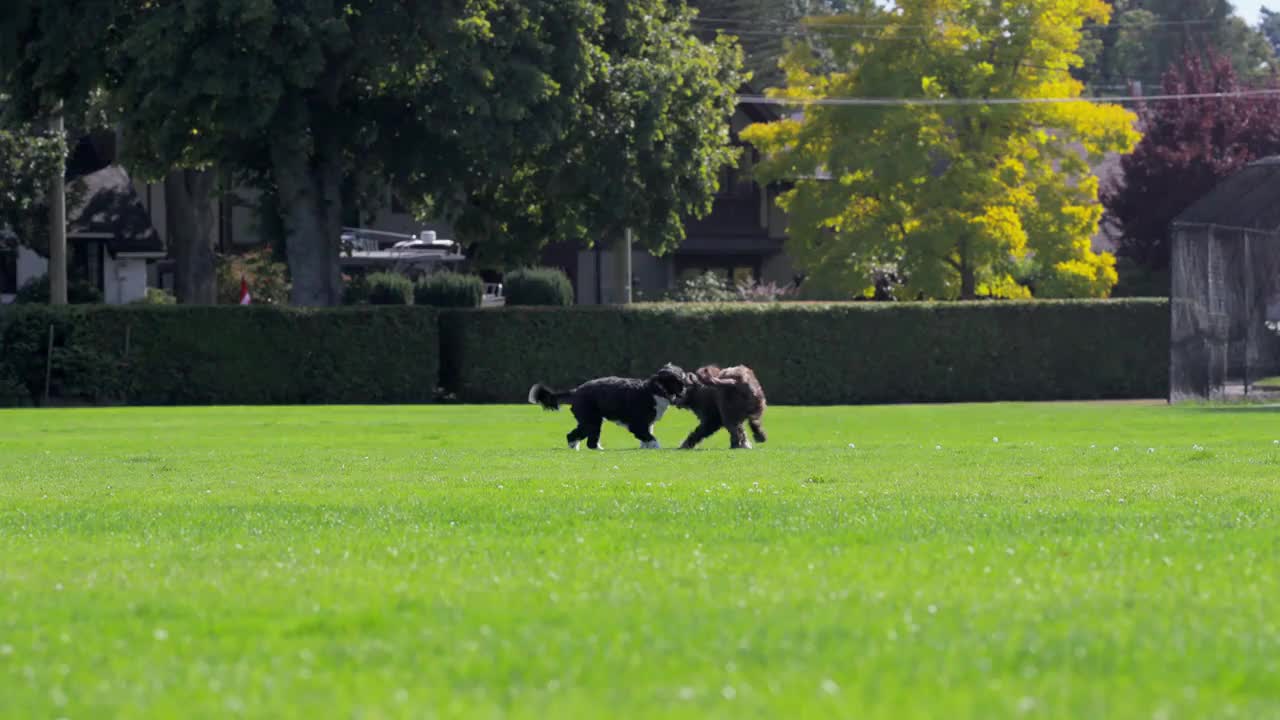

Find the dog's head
[[648, 362, 690, 402]]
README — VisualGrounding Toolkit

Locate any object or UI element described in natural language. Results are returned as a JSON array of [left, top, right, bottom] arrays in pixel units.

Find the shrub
[[14, 274, 104, 304], [0, 305, 439, 406], [666, 272, 795, 303], [216, 250, 290, 305], [439, 300, 1169, 404], [342, 273, 371, 305], [0, 361, 31, 407], [132, 288, 177, 305], [366, 272, 414, 305], [502, 267, 574, 306], [666, 272, 737, 303], [415, 271, 483, 308]]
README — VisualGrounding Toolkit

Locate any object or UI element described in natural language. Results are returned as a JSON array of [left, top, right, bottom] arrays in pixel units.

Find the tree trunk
[[960, 265, 976, 300], [165, 169, 218, 304], [271, 145, 343, 307], [958, 235, 976, 300]]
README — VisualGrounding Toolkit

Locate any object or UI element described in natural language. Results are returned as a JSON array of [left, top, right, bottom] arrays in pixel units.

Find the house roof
[[1173, 156, 1280, 235], [67, 165, 164, 255]]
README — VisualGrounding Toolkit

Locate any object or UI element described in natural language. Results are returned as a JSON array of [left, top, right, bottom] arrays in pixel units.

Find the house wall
[[17, 247, 46, 288], [574, 247, 671, 304], [5, 247, 146, 305], [104, 257, 148, 304]]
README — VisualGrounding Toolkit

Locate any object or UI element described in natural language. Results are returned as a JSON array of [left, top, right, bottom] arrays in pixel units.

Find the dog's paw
[[568, 441, 581, 451], [641, 440, 661, 449]]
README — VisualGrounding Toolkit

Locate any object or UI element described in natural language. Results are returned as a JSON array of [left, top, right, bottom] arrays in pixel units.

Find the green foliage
[[216, 250, 290, 305], [414, 272, 483, 309], [440, 0, 746, 268], [14, 273, 103, 304], [502, 267, 575, 306], [667, 272, 739, 302], [131, 288, 176, 305], [742, 0, 1141, 300], [0, 359, 31, 407], [665, 272, 796, 302], [1078, 0, 1276, 91], [365, 272, 414, 306], [440, 300, 1168, 403], [342, 273, 371, 306], [0, 123, 66, 251], [0, 305, 438, 405]]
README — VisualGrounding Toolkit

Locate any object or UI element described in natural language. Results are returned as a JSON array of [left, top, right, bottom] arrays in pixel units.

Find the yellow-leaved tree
[[741, 0, 1141, 299]]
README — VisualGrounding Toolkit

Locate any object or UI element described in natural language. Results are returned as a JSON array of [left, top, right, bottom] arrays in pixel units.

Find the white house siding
[[105, 257, 148, 303], [8, 246, 147, 305]]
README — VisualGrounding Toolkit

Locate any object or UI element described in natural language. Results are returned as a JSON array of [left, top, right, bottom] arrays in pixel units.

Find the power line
[[737, 88, 1280, 106], [692, 15, 1241, 31]]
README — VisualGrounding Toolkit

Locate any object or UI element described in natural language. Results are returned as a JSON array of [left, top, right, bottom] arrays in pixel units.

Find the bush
[[342, 274, 371, 305], [666, 272, 737, 302], [14, 274, 104, 304], [415, 271, 483, 308], [132, 288, 177, 305], [666, 272, 795, 303], [440, 300, 1169, 404], [0, 361, 31, 407], [503, 267, 574, 306], [0, 305, 439, 406], [217, 250, 290, 305], [366, 272, 414, 305]]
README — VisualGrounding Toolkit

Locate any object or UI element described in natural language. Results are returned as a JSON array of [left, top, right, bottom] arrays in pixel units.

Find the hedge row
[[440, 300, 1169, 405], [0, 300, 1168, 407], [0, 306, 438, 406]]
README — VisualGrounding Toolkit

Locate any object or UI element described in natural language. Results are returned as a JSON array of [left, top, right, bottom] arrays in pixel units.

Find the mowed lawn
[[2, 402, 1279, 719]]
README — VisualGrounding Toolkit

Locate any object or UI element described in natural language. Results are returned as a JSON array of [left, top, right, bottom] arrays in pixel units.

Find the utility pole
[[614, 227, 632, 304], [48, 106, 67, 305]]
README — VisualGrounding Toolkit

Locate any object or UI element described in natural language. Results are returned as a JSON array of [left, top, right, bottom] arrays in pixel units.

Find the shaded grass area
[[1, 403, 1278, 718]]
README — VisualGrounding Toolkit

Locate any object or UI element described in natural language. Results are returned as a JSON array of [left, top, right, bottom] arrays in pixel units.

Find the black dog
[[676, 364, 768, 450], [528, 364, 689, 450]]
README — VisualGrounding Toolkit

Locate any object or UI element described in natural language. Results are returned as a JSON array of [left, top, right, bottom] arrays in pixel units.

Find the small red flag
[[239, 275, 251, 305]]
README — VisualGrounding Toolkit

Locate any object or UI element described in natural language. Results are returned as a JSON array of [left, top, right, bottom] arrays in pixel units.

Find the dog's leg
[[585, 423, 604, 450], [680, 419, 721, 449], [566, 426, 587, 451], [630, 422, 660, 449], [748, 416, 767, 444], [727, 422, 751, 450]]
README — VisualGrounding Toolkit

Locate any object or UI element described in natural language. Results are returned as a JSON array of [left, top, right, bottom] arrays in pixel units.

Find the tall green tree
[[742, 0, 1141, 300], [686, 0, 850, 88], [434, 0, 746, 267], [1078, 0, 1275, 92], [0, 120, 65, 255], [1262, 7, 1280, 56]]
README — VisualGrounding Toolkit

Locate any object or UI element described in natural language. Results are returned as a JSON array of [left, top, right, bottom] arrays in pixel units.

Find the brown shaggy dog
[[675, 364, 768, 449]]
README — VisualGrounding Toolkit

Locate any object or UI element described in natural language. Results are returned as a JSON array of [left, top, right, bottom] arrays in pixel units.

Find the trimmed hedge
[[415, 272, 483, 308], [0, 299, 1169, 407], [502, 267, 574, 306], [0, 305, 438, 406], [440, 300, 1169, 405], [366, 272, 414, 305]]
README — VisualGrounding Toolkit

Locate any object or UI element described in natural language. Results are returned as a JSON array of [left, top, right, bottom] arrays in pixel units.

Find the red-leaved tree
[[1103, 50, 1280, 274]]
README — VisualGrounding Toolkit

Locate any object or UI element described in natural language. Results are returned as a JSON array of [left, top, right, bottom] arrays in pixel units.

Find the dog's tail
[[528, 383, 572, 411]]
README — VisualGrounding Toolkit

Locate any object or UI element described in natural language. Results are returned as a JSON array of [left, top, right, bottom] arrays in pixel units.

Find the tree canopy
[[435, 0, 746, 268], [1103, 50, 1280, 278], [742, 0, 1140, 300], [0, 120, 64, 255], [5, 0, 744, 305]]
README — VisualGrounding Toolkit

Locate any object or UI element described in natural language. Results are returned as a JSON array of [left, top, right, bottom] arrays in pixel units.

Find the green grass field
[[2, 402, 1279, 719]]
